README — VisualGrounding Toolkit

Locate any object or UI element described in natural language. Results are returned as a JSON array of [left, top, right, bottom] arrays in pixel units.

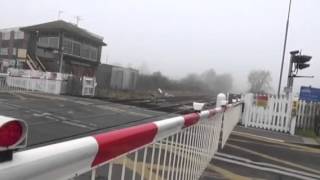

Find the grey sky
[[1, 0, 319, 93]]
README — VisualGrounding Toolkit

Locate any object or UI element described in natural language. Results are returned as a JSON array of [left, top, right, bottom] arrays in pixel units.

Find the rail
[[0, 96, 243, 180]]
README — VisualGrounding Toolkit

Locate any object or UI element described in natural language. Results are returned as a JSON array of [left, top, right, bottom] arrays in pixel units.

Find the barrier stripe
[[183, 113, 200, 128], [92, 123, 158, 166]]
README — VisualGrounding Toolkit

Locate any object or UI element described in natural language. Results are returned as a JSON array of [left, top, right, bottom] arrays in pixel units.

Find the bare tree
[[248, 70, 272, 93]]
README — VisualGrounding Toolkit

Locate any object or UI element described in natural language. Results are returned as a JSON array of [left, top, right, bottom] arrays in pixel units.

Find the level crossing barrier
[[0, 95, 243, 180]]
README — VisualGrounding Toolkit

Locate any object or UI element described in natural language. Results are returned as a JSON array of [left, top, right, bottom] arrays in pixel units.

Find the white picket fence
[[0, 68, 70, 95], [242, 93, 295, 135], [296, 101, 320, 130], [5, 76, 68, 95]]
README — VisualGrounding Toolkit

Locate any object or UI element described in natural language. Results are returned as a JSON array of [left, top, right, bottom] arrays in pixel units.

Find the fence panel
[[221, 103, 242, 148], [0, 102, 242, 180], [296, 101, 320, 131], [0, 68, 73, 95], [242, 93, 294, 134]]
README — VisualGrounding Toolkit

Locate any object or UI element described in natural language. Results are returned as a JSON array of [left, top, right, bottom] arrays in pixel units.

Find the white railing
[[0, 101, 243, 180], [242, 93, 295, 135], [296, 100, 320, 130], [0, 69, 70, 95], [221, 103, 243, 148]]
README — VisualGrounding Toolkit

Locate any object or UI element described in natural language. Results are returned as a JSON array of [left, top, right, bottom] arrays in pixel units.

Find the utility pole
[[75, 16, 82, 26], [57, 10, 64, 20], [277, 0, 293, 96]]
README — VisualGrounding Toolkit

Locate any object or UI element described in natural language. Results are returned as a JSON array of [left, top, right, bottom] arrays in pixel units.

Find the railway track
[[96, 95, 217, 114]]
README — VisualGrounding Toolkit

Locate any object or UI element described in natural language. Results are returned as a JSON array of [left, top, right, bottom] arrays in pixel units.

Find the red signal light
[[0, 121, 23, 147]]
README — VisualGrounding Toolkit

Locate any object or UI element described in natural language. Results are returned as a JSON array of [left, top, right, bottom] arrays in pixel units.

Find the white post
[[216, 93, 227, 107], [290, 116, 296, 135]]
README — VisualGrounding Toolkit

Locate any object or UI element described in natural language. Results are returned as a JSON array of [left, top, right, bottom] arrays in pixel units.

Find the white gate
[[82, 76, 96, 96], [242, 93, 295, 135]]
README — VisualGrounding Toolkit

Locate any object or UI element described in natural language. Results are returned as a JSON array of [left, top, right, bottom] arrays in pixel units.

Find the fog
[[1, 0, 319, 93]]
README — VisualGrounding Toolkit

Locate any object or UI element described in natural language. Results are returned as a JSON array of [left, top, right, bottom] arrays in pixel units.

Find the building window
[[48, 37, 59, 48], [89, 47, 98, 60], [80, 44, 90, 59], [63, 38, 73, 54], [0, 48, 8, 55], [14, 31, 24, 39], [1, 32, 11, 40], [63, 38, 98, 61], [73, 42, 81, 56], [12, 48, 17, 56], [38, 36, 59, 49]]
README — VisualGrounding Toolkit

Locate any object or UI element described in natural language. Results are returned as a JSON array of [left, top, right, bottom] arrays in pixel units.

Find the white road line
[[232, 131, 285, 142], [216, 152, 320, 179], [213, 156, 319, 180]]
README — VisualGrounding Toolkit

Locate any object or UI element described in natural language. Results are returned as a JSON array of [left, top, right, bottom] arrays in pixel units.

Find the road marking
[[96, 105, 151, 117], [213, 156, 317, 180], [10, 93, 27, 100], [216, 152, 320, 179], [226, 143, 320, 175], [206, 164, 251, 180], [33, 112, 52, 117], [232, 131, 285, 142], [232, 131, 320, 154], [112, 155, 162, 179], [74, 100, 93, 105], [302, 137, 319, 145], [228, 138, 318, 154]]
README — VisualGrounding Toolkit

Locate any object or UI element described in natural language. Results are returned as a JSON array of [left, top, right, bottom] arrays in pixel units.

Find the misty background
[[1, 0, 319, 94]]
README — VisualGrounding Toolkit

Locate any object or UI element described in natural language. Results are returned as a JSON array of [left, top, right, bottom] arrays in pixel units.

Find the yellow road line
[[228, 138, 318, 154], [226, 143, 320, 175], [112, 156, 162, 180], [206, 164, 252, 180], [232, 131, 320, 154]]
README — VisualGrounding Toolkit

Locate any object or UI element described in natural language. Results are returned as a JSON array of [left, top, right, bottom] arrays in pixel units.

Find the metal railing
[[0, 97, 243, 180]]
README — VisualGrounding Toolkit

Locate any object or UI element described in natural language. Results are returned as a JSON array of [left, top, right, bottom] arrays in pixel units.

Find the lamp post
[[277, 0, 293, 96]]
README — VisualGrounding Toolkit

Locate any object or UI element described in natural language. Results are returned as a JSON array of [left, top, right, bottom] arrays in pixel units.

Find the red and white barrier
[[0, 101, 243, 180]]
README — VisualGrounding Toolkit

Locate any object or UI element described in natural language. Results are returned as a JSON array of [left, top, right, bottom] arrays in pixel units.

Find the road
[[0, 92, 173, 148]]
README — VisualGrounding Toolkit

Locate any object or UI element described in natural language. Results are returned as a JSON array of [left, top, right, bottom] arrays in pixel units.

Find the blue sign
[[299, 86, 320, 102]]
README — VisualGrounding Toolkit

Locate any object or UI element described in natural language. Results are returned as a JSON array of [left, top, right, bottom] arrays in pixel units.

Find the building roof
[[20, 20, 106, 46]]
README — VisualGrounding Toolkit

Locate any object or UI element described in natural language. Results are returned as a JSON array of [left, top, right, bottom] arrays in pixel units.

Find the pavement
[[201, 125, 320, 180], [0, 92, 174, 148]]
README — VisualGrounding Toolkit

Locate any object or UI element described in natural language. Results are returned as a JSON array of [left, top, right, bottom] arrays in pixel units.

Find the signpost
[[299, 86, 320, 102]]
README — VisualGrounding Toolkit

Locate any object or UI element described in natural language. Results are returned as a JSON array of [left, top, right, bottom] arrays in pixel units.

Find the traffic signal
[[292, 55, 312, 70]]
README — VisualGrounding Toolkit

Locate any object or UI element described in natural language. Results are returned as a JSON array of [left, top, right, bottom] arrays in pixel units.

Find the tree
[[180, 73, 206, 92], [248, 70, 272, 93], [213, 74, 233, 94]]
